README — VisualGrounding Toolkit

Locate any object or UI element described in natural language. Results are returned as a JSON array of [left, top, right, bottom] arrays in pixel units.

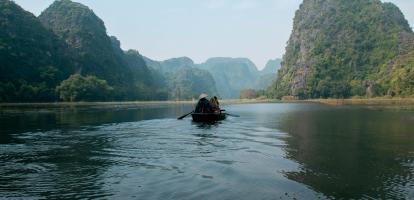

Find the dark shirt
[[194, 98, 213, 113]]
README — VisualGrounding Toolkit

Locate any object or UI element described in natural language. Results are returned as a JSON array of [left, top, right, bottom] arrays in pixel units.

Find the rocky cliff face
[[271, 0, 414, 99], [39, 0, 130, 86]]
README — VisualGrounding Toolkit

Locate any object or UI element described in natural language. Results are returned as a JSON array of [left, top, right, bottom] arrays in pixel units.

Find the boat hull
[[191, 113, 226, 122]]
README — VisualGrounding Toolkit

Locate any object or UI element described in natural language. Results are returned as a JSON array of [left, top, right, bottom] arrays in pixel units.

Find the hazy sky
[[14, 0, 414, 69]]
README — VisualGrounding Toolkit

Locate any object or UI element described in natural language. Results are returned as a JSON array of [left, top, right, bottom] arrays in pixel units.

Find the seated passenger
[[210, 96, 221, 113], [195, 93, 213, 113]]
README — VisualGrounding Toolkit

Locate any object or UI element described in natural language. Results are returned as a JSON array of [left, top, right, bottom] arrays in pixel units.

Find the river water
[[0, 103, 413, 199]]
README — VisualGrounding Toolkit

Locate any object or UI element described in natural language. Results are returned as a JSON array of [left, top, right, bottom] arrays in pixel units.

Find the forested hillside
[[379, 50, 414, 96], [270, 0, 414, 99], [0, 0, 282, 102], [0, 0, 74, 101], [39, 0, 160, 100], [0, 0, 167, 102]]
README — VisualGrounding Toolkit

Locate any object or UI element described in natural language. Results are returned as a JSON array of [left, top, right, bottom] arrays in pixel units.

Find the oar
[[226, 113, 240, 117], [220, 109, 240, 117], [177, 111, 194, 120]]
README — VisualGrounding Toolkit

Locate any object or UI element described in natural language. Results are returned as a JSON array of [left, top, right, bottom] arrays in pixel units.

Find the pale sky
[[13, 0, 414, 69]]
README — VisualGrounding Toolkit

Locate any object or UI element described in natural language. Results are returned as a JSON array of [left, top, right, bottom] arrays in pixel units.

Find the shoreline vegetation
[[0, 99, 279, 108], [305, 97, 414, 106], [2, 97, 414, 108]]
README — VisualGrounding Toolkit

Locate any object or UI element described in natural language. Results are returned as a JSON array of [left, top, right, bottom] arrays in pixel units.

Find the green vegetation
[[38, 0, 155, 100], [0, 0, 279, 102], [3, 0, 413, 102], [270, 0, 414, 99], [0, 0, 74, 102], [0, 0, 168, 102], [379, 50, 414, 97], [56, 74, 113, 101]]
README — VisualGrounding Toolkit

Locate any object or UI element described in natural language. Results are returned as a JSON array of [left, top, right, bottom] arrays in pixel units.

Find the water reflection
[[0, 103, 413, 199], [0, 128, 113, 199], [0, 103, 194, 199], [0, 103, 194, 143], [275, 106, 414, 199], [191, 121, 221, 129]]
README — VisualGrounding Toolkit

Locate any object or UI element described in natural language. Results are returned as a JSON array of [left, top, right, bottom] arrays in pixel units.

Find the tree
[[56, 74, 113, 102]]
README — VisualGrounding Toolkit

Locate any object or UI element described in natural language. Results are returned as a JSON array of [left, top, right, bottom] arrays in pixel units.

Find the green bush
[[56, 74, 113, 101]]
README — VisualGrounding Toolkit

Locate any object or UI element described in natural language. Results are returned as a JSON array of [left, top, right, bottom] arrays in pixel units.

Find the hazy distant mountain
[[254, 59, 282, 90], [260, 59, 282, 75], [270, 0, 414, 99], [144, 56, 280, 99], [144, 57, 194, 75], [254, 74, 276, 90], [196, 57, 281, 98], [196, 57, 260, 98], [122, 50, 168, 99], [144, 57, 218, 100]]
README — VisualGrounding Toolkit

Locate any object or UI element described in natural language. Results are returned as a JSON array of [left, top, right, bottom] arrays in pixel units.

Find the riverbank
[[0, 99, 281, 108], [2, 98, 414, 108], [305, 98, 414, 105]]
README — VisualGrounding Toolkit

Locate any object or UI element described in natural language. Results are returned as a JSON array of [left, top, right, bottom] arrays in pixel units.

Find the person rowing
[[178, 94, 239, 120], [210, 96, 221, 113], [194, 93, 213, 113]]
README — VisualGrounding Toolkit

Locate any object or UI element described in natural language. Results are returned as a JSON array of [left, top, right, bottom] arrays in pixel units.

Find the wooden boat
[[191, 112, 226, 122]]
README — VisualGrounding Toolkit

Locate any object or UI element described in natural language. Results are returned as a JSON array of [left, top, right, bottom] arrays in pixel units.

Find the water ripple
[[2, 103, 414, 199]]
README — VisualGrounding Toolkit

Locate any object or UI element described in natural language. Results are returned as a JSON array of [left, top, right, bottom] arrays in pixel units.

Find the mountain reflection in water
[[0, 103, 413, 199]]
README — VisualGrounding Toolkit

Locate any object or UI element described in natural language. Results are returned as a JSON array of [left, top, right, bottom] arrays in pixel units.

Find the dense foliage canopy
[[0, 0, 74, 102], [56, 74, 113, 101], [379, 50, 414, 97], [270, 0, 414, 99]]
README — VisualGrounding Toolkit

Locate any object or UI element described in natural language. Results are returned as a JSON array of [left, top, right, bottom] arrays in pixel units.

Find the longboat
[[191, 112, 226, 122]]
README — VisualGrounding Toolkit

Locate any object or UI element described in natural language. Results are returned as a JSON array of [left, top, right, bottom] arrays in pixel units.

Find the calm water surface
[[0, 103, 413, 199]]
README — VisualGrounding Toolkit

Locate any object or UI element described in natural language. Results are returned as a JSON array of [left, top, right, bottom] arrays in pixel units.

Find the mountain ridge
[[38, 0, 163, 100], [143, 56, 218, 100]]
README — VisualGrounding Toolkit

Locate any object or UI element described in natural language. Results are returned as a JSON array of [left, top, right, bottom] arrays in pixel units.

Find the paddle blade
[[226, 113, 240, 117], [177, 111, 193, 120]]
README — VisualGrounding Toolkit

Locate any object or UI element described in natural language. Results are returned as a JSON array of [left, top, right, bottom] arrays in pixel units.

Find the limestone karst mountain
[[270, 0, 414, 99]]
